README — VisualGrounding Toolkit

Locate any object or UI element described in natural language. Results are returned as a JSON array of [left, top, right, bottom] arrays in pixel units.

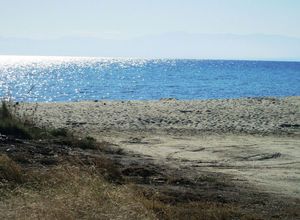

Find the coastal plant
[[49, 127, 69, 137], [75, 136, 98, 149], [0, 101, 32, 139], [0, 101, 63, 139], [0, 101, 11, 119]]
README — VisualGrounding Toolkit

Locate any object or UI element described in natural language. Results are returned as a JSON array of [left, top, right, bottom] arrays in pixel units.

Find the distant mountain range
[[1, 33, 300, 61]]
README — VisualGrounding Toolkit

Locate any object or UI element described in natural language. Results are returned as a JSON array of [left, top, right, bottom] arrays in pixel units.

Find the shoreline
[[15, 96, 300, 135], [10, 95, 300, 104]]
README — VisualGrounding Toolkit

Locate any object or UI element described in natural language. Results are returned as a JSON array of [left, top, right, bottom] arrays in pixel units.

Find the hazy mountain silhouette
[[1, 33, 300, 60]]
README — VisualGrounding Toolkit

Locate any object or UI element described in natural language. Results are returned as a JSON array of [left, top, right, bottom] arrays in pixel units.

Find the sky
[[0, 0, 300, 60]]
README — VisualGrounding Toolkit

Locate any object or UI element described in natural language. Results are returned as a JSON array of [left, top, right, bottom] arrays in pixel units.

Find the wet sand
[[15, 97, 300, 198]]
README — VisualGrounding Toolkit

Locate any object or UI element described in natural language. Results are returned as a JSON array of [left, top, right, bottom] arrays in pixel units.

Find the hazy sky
[[1, 0, 300, 59]]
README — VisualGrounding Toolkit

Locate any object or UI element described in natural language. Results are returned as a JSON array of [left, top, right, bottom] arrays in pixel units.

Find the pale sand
[[15, 97, 300, 198]]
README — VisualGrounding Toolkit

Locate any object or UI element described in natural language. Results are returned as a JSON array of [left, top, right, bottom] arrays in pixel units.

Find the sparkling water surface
[[0, 56, 299, 102]]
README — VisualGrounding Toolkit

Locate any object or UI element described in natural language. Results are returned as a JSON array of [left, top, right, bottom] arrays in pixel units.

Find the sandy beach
[[15, 96, 300, 200]]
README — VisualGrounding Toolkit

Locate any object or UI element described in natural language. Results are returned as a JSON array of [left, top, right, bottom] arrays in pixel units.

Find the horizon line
[[1, 54, 300, 63]]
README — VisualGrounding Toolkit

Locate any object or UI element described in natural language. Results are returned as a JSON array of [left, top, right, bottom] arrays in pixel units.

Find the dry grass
[[0, 154, 23, 183], [137, 196, 234, 220], [132, 187, 260, 220], [0, 162, 155, 220], [0, 154, 259, 220]]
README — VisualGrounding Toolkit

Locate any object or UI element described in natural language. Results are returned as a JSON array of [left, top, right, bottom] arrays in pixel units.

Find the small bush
[[78, 136, 97, 149], [0, 101, 46, 139], [65, 136, 99, 150], [0, 120, 32, 139], [0, 101, 11, 119], [0, 154, 23, 183], [0, 102, 32, 139], [49, 128, 68, 137]]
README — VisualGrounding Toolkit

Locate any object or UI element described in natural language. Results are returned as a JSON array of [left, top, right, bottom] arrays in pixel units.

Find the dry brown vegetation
[[0, 154, 23, 183], [0, 162, 155, 219], [1, 154, 259, 220]]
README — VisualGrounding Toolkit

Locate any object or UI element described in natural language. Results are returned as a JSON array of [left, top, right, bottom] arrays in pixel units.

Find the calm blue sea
[[0, 56, 299, 102]]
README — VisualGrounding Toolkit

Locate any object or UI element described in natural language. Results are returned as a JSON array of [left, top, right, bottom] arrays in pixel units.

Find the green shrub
[[75, 136, 98, 149], [49, 128, 69, 137], [0, 121, 32, 139], [0, 101, 11, 119], [0, 102, 33, 139]]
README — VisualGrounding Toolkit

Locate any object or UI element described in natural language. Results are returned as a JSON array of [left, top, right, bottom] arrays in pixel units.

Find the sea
[[0, 56, 299, 102]]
